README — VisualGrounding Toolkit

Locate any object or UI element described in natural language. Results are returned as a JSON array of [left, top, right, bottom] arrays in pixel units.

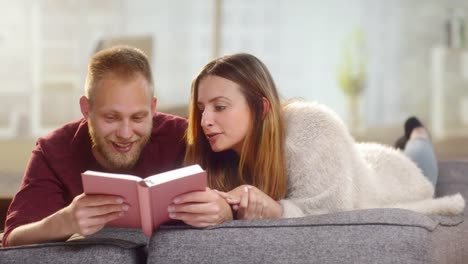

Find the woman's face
[[197, 75, 252, 154]]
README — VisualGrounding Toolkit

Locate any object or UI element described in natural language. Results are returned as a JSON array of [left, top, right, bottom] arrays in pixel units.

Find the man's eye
[[215, 105, 226, 111], [133, 116, 144, 122], [105, 116, 116, 121]]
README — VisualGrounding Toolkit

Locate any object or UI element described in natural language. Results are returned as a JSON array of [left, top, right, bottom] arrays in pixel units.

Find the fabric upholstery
[[147, 209, 466, 264], [87, 227, 149, 245], [436, 161, 468, 215], [0, 237, 146, 264]]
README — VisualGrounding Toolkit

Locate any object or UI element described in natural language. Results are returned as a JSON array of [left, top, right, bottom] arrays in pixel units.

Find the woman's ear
[[261, 97, 271, 120]]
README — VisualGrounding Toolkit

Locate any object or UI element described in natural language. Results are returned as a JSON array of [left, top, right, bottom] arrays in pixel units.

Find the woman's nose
[[201, 111, 213, 128]]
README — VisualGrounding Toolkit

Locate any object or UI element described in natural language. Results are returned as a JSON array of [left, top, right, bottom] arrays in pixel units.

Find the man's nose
[[116, 120, 133, 139]]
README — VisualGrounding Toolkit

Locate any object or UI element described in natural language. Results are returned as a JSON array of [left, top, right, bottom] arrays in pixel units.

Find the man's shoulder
[[36, 118, 88, 151], [152, 112, 188, 135]]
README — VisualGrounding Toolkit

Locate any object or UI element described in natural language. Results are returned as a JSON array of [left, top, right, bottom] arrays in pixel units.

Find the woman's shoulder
[[282, 99, 348, 133]]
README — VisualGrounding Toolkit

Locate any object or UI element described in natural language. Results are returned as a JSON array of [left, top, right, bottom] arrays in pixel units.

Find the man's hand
[[6, 193, 127, 247], [62, 193, 128, 236], [217, 185, 282, 220], [167, 187, 233, 227]]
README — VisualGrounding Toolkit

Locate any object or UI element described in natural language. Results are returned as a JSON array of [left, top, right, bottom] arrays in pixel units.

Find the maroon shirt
[[3, 112, 187, 246]]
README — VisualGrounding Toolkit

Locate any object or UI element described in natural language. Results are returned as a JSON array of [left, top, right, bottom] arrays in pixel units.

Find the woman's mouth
[[206, 133, 221, 143]]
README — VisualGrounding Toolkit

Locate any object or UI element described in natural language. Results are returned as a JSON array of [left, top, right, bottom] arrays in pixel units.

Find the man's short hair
[[85, 46, 154, 103]]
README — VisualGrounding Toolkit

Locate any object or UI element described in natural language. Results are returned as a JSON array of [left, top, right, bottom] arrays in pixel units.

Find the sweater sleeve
[[279, 199, 306, 218], [3, 144, 69, 247]]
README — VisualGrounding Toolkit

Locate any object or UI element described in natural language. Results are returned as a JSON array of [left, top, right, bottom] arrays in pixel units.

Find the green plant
[[337, 28, 367, 96]]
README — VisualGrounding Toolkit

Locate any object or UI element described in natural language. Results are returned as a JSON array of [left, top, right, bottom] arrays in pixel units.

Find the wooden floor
[[432, 137, 468, 161], [0, 198, 11, 231]]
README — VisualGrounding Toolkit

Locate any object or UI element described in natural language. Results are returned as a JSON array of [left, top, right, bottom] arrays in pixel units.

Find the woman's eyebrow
[[197, 96, 230, 105]]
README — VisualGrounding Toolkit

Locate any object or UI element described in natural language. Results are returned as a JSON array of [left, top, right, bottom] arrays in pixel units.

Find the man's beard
[[88, 122, 152, 172]]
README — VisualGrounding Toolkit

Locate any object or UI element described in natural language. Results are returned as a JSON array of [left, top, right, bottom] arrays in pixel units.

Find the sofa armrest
[[0, 228, 148, 263], [0, 236, 147, 264]]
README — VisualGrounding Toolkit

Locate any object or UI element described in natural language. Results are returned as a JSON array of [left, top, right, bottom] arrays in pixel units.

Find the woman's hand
[[167, 187, 234, 227], [217, 185, 282, 220]]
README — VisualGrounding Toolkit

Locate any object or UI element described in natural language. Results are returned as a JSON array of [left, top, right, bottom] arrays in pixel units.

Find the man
[[2, 46, 187, 246]]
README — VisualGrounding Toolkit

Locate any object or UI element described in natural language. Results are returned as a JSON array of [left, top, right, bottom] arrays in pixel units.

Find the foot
[[394, 116, 425, 150], [394, 135, 407, 150], [409, 126, 429, 140]]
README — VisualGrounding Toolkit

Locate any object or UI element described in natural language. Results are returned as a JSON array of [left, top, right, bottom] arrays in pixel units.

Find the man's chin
[[102, 151, 140, 171], [107, 159, 138, 172]]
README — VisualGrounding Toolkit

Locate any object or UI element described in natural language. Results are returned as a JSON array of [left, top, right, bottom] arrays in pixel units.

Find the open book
[[81, 164, 207, 236]]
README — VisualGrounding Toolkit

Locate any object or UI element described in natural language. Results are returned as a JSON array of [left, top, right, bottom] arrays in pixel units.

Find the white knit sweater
[[279, 101, 465, 217]]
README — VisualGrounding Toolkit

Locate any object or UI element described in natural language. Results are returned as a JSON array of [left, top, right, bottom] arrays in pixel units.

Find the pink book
[[81, 164, 207, 236]]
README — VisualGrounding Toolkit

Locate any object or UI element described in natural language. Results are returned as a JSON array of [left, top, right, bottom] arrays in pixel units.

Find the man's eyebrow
[[98, 110, 149, 116], [132, 111, 149, 116]]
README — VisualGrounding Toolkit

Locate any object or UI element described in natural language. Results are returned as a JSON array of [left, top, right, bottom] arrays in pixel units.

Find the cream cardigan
[[280, 101, 465, 217]]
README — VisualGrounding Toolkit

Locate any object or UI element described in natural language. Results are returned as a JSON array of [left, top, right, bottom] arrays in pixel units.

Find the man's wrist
[[47, 207, 75, 240]]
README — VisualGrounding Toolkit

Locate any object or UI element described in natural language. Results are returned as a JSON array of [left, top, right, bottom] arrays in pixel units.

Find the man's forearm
[[6, 209, 73, 247]]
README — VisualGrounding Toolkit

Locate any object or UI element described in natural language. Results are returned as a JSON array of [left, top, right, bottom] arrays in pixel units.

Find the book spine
[[137, 182, 153, 236]]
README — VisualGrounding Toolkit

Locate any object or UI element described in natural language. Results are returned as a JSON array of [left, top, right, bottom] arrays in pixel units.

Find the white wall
[[1, 0, 468, 138]]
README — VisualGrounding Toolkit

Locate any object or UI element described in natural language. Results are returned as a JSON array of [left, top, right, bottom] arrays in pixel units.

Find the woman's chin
[[210, 144, 227, 153]]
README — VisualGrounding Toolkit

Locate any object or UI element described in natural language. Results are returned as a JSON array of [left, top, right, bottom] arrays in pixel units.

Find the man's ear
[[80, 96, 91, 119], [151, 97, 157, 116], [261, 97, 271, 120]]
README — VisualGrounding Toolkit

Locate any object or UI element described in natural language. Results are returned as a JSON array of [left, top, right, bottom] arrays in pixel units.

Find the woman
[[170, 53, 464, 225], [184, 53, 287, 220]]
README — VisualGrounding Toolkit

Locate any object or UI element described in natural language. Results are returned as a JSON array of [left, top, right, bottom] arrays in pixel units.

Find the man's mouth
[[112, 142, 133, 153]]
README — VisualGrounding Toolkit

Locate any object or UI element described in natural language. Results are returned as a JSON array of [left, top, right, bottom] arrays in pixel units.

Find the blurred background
[[1, 0, 468, 198]]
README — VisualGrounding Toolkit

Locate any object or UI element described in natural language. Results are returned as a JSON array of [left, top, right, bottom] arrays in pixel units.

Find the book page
[[82, 170, 142, 182], [148, 168, 207, 229], [144, 165, 203, 187]]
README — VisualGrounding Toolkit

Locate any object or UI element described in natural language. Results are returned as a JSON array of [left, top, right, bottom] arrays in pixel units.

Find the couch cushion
[[436, 161, 468, 215], [87, 227, 149, 245], [0, 237, 146, 264], [147, 208, 467, 264]]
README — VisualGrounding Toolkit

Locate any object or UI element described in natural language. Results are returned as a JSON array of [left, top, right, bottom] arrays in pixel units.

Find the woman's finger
[[236, 186, 249, 219], [245, 187, 259, 219], [214, 190, 240, 204]]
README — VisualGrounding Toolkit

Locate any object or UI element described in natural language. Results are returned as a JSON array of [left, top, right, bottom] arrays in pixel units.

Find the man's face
[[82, 73, 156, 172]]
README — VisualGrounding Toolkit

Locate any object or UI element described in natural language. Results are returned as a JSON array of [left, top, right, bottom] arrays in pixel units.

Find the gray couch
[[1, 161, 467, 264]]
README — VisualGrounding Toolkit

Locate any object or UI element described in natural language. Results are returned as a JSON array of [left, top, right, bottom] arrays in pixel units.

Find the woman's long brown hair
[[185, 53, 287, 200]]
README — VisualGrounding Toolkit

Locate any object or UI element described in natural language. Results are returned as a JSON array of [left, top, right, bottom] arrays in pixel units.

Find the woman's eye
[[215, 105, 226, 111]]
